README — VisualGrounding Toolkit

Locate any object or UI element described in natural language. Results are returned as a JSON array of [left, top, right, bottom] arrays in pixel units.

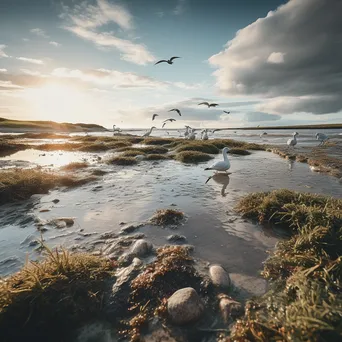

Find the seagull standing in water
[[205, 147, 230, 173], [260, 132, 267, 138], [189, 129, 197, 140], [315, 133, 329, 146], [143, 126, 156, 137], [155, 57, 181, 65], [287, 132, 299, 148]]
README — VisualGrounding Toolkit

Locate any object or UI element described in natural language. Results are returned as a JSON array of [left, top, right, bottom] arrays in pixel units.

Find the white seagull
[[205, 147, 230, 173], [287, 132, 299, 148], [143, 126, 156, 137], [113, 125, 121, 135], [201, 129, 209, 140], [315, 133, 329, 146], [189, 129, 197, 140]]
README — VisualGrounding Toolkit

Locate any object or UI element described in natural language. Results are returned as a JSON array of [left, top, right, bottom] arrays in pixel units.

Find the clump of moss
[[0, 169, 97, 204], [144, 154, 169, 161], [107, 156, 137, 166], [0, 247, 115, 342], [228, 148, 251, 156], [176, 142, 220, 154], [142, 138, 175, 145], [36, 143, 81, 151], [150, 209, 184, 226], [231, 190, 342, 342], [175, 151, 213, 163], [61, 162, 89, 171]]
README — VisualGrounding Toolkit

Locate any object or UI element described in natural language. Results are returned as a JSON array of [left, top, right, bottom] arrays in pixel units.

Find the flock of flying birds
[[113, 56, 331, 148], [113, 56, 231, 139]]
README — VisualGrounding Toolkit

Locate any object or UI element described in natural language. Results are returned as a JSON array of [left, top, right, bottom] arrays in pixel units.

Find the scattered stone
[[167, 234, 187, 243], [119, 222, 126, 225], [48, 217, 75, 228], [209, 265, 231, 289], [167, 287, 204, 325], [218, 294, 243, 323], [29, 240, 39, 247], [37, 226, 48, 233], [52, 199, 60, 204], [100, 231, 118, 240], [117, 253, 135, 266], [130, 239, 153, 257], [39, 209, 51, 213], [92, 185, 103, 192]]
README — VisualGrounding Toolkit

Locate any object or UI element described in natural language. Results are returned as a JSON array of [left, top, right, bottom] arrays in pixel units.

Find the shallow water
[[1, 149, 341, 300]]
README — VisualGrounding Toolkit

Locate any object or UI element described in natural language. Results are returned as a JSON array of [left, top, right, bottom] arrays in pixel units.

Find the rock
[[48, 217, 75, 228], [167, 234, 187, 243], [130, 239, 152, 257], [209, 265, 231, 289], [92, 185, 103, 192], [218, 294, 243, 323], [52, 199, 60, 204], [117, 253, 135, 266], [39, 209, 51, 213], [167, 287, 204, 325]]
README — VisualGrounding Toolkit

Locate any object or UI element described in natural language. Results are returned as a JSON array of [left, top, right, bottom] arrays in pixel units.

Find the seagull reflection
[[288, 159, 294, 171], [205, 174, 230, 197]]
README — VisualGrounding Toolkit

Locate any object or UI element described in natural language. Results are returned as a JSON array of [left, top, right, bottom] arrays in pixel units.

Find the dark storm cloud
[[209, 0, 342, 115]]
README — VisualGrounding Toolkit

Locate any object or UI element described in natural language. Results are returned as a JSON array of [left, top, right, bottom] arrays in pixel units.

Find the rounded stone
[[130, 239, 152, 257], [209, 265, 231, 289], [167, 287, 204, 325]]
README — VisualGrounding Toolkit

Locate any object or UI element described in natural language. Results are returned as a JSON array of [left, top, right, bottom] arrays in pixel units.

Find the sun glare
[[26, 83, 86, 122]]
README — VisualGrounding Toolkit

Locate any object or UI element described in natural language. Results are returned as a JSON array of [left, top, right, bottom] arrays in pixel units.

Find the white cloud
[[51, 67, 168, 88], [174, 0, 186, 15], [30, 28, 49, 38], [20, 69, 44, 76], [62, 0, 133, 31], [65, 26, 155, 65], [0, 80, 23, 90], [49, 41, 61, 47], [267, 52, 285, 64], [16, 57, 44, 65], [0, 44, 9, 58], [61, 0, 155, 65], [0, 69, 7, 73], [172, 82, 203, 90], [209, 0, 342, 115], [244, 112, 281, 122]]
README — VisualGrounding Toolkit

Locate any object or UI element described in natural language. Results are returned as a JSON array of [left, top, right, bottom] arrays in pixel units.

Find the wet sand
[[1, 144, 341, 300]]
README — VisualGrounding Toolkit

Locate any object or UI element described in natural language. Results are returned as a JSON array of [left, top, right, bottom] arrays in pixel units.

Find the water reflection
[[288, 159, 294, 171], [206, 174, 230, 196]]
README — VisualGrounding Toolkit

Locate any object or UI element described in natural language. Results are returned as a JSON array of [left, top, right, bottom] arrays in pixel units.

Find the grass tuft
[[176, 142, 220, 154], [61, 162, 89, 171], [175, 151, 213, 163], [142, 138, 176, 145], [0, 247, 114, 341], [144, 154, 169, 161], [231, 189, 342, 342], [0, 169, 96, 204], [106, 156, 137, 166], [150, 209, 184, 226], [228, 148, 251, 155]]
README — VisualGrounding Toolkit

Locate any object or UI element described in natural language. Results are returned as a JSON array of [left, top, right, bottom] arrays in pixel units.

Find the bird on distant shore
[[287, 132, 299, 148], [113, 124, 121, 136], [143, 126, 156, 137], [260, 132, 267, 138], [169, 108, 181, 116], [205, 147, 230, 173], [212, 129, 220, 134], [152, 114, 158, 121], [315, 133, 329, 146], [198, 102, 219, 108], [201, 129, 209, 140], [155, 57, 180, 65], [184, 126, 191, 138], [223, 111, 230, 114]]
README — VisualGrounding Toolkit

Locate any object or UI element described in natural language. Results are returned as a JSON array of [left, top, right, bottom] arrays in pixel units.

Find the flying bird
[[163, 118, 176, 123], [223, 111, 230, 114], [169, 108, 181, 116], [162, 122, 166, 128], [152, 114, 159, 121], [155, 57, 181, 65], [198, 102, 219, 108]]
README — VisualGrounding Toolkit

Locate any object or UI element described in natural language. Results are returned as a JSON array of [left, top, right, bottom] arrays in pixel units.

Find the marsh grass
[[144, 154, 169, 161], [61, 162, 89, 171], [228, 148, 251, 156], [0, 246, 114, 341], [107, 156, 137, 166], [0, 169, 97, 204], [231, 189, 342, 342], [176, 142, 220, 154], [175, 151, 213, 163], [142, 138, 177, 145], [150, 209, 184, 226], [0, 141, 28, 157], [121, 150, 146, 157]]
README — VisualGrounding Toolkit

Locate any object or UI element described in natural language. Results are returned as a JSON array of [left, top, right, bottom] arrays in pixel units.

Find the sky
[[0, 0, 341, 129]]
